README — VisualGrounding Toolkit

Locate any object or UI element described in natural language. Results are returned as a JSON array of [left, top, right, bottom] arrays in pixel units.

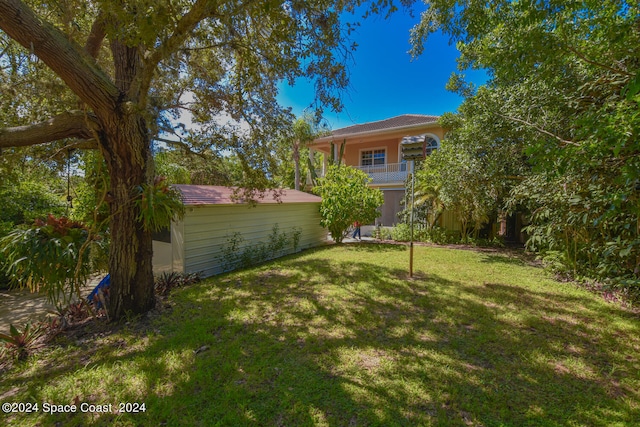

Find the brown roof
[[174, 185, 321, 206], [328, 114, 440, 139]]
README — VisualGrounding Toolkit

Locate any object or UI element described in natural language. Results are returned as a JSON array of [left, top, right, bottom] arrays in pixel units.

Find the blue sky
[[277, 6, 488, 131]]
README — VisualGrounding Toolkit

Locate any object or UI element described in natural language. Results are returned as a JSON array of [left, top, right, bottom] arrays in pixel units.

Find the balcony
[[314, 162, 408, 184], [356, 162, 408, 184]]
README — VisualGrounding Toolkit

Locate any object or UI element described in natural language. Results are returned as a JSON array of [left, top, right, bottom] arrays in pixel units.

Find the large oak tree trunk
[[100, 112, 155, 319], [100, 37, 156, 319]]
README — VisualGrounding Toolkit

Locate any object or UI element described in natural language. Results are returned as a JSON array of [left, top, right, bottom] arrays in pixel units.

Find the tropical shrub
[[154, 271, 202, 296], [388, 224, 462, 245], [510, 171, 640, 301], [154, 272, 182, 296], [70, 151, 110, 230], [313, 165, 384, 243], [373, 225, 393, 241], [410, 0, 640, 299], [0, 179, 67, 289], [0, 180, 65, 227], [63, 301, 94, 323], [0, 215, 107, 308], [0, 251, 10, 290], [390, 223, 412, 242]]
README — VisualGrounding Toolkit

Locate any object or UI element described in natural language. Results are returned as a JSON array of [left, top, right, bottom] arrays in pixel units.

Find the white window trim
[[424, 133, 440, 156], [359, 147, 387, 167]]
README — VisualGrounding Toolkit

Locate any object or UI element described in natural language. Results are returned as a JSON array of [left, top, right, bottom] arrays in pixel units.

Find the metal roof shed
[[152, 185, 327, 277]]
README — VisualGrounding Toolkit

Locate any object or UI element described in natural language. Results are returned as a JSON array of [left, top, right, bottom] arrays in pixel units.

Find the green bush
[[423, 227, 460, 245], [0, 180, 66, 290], [390, 223, 412, 242], [389, 224, 454, 244], [0, 181, 64, 227], [313, 165, 384, 243], [0, 251, 10, 290], [0, 215, 107, 308], [374, 226, 393, 240]]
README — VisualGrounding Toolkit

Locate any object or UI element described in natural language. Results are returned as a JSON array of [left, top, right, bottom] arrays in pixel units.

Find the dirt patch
[[0, 289, 57, 332], [55, 296, 169, 342], [0, 281, 99, 333]]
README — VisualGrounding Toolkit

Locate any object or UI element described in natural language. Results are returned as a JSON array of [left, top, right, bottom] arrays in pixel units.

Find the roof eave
[[312, 121, 441, 145]]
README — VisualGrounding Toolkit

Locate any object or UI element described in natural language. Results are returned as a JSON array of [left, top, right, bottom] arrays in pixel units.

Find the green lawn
[[1, 243, 639, 426]]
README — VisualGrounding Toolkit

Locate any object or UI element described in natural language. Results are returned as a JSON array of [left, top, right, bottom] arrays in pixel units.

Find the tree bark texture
[[100, 38, 156, 319], [100, 113, 155, 318], [0, 111, 98, 148]]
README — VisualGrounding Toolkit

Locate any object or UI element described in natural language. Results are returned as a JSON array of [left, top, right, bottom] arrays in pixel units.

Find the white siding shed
[[152, 185, 328, 277]]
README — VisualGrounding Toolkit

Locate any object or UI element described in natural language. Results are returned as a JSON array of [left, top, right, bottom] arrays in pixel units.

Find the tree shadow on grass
[[5, 249, 640, 426], [142, 259, 640, 426]]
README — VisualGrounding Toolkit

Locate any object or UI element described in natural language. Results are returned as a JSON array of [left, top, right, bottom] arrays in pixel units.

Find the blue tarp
[[87, 274, 110, 308]]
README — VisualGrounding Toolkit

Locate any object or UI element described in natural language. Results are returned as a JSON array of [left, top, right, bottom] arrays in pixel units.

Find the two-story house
[[309, 114, 445, 226]]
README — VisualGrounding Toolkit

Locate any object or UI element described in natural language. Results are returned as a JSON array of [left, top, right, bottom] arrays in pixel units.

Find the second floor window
[[361, 149, 385, 166], [425, 136, 438, 156]]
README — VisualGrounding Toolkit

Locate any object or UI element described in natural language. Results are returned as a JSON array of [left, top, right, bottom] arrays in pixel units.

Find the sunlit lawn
[[1, 243, 639, 426]]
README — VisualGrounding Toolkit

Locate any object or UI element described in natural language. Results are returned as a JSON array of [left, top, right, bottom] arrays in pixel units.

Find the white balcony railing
[[355, 162, 408, 184], [314, 162, 408, 184]]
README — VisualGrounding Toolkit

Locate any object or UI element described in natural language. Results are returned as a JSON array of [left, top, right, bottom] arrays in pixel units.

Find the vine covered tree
[[0, 0, 408, 319]]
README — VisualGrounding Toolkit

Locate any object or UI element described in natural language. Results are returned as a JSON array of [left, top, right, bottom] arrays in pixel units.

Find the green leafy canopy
[[410, 0, 640, 292]]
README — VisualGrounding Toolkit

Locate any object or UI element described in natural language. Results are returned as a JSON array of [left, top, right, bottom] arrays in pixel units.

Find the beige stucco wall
[[307, 121, 456, 230], [342, 137, 402, 166], [312, 125, 446, 168]]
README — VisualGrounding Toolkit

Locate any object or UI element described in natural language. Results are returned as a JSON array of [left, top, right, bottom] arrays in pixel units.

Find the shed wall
[[180, 202, 326, 277]]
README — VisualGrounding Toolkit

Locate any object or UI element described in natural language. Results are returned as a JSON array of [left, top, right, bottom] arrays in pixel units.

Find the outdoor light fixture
[[401, 136, 426, 278]]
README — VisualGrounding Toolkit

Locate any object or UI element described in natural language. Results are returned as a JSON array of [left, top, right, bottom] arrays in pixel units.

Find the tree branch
[[137, 0, 215, 105], [0, 0, 119, 116], [85, 16, 106, 59], [154, 136, 208, 158], [46, 139, 99, 161], [0, 110, 99, 148], [561, 38, 634, 78], [497, 113, 579, 147]]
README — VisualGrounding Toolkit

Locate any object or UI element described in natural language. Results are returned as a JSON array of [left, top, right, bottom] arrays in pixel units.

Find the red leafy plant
[[0, 322, 46, 361]]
